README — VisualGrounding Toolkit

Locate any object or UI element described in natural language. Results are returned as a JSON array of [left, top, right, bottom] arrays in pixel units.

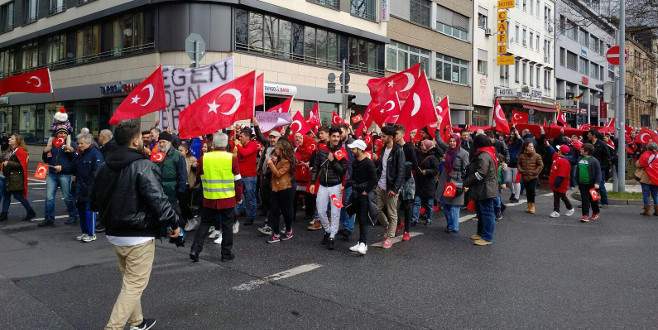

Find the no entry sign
[[606, 45, 628, 66]]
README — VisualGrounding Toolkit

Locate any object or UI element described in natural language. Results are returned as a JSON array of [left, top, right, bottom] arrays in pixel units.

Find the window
[[559, 15, 565, 34], [529, 63, 534, 86], [50, 0, 65, 14], [566, 51, 577, 70], [579, 28, 588, 47], [579, 57, 588, 75], [500, 65, 509, 86], [523, 0, 527, 11], [307, 0, 339, 10], [477, 49, 488, 76], [386, 41, 429, 74], [522, 62, 527, 84], [21, 42, 38, 70], [599, 40, 604, 56], [536, 67, 540, 87], [410, 0, 431, 27], [544, 6, 551, 30], [248, 12, 263, 51], [515, 25, 519, 43], [304, 26, 316, 60], [536, 36, 539, 52], [351, 0, 376, 21], [436, 6, 470, 41], [112, 12, 146, 53], [522, 28, 527, 46], [25, 0, 38, 23], [559, 47, 565, 66], [536, 0, 540, 16], [348, 38, 380, 73], [0, 2, 14, 32], [590, 35, 599, 52], [529, 32, 534, 49], [544, 40, 550, 63], [515, 59, 520, 83], [566, 20, 577, 40], [76, 24, 100, 60], [544, 69, 550, 90], [46, 34, 66, 64], [435, 53, 469, 85], [530, 0, 534, 15], [477, 7, 488, 30]]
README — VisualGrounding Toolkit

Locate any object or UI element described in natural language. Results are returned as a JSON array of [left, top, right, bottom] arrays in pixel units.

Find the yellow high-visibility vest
[[201, 151, 236, 200]]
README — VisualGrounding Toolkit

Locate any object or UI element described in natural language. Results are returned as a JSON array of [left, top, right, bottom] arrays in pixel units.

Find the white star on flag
[[208, 100, 219, 113], [131, 95, 141, 104], [387, 81, 395, 88]]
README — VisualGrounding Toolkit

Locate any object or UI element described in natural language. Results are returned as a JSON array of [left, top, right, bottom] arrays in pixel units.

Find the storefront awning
[[523, 104, 557, 113]]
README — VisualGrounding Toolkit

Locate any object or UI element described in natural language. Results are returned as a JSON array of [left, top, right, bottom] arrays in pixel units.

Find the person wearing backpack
[[575, 143, 602, 222]]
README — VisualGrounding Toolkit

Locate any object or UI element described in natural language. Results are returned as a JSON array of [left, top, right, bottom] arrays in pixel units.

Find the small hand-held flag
[[109, 66, 167, 125]]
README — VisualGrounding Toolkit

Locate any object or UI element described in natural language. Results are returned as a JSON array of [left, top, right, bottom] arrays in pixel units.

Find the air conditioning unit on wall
[[484, 28, 492, 37]]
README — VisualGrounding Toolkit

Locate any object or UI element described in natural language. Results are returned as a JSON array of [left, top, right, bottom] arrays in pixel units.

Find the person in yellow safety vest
[[189, 132, 243, 263]]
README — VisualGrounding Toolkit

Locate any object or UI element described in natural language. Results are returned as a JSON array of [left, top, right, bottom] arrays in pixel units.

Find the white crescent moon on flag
[[650, 154, 656, 163], [410, 93, 421, 117], [28, 76, 42, 87], [513, 113, 521, 121], [219, 89, 242, 115], [384, 100, 395, 112], [139, 84, 155, 107], [641, 133, 650, 143], [401, 72, 415, 92], [291, 120, 302, 133], [496, 107, 505, 121]]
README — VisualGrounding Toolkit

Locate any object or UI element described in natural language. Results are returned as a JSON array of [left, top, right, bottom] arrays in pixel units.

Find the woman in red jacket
[[549, 145, 574, 218], [0, 134, 36, 222]]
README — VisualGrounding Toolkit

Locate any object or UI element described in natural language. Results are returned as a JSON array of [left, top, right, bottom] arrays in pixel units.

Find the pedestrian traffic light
[[347, 94, 356, 110]]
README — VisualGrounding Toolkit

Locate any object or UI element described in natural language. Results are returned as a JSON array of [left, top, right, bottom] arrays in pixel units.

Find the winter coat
[[436, 138, 470, 205], [464, 148, 498, 201], [3, 147, 29, 197], [518, 151, 544, 182], [375, 144, 406, 193], [73, 146, 104, 202], [311, 144, 347, 187], [415, 150, 440, 199], [157, 147, 188, 201]]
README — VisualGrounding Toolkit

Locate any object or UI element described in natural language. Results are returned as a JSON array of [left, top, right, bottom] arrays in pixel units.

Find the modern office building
[[388, 0, 473, 125], [0, 0, 389, 145], [554, 0, 616, 127], [473, 0, 556, 125]]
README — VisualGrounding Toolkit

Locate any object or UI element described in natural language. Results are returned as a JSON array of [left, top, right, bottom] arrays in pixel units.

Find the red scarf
[[478, 146, 498, 170]]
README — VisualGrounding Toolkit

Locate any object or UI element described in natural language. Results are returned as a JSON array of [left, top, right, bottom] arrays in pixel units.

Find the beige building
[[624, 35, 657, 128], [0, 0, 389, 147], [387, 0, 473, 124]]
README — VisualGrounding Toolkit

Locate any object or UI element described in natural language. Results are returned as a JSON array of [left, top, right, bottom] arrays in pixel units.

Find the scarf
[[444, 134, 461, 175], [478, 146, 498, 171]]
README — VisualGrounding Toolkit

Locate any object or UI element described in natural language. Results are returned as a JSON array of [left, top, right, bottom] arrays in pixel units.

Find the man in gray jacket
[[464, 134, 498, 246]]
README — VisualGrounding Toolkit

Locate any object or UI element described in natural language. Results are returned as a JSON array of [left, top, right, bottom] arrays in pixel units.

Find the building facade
[[0, 0, 389, 145], [554, 0, 616, 127], [623, 35, 657, 128], [388, 0, 473, 125], [473, 0, 556, 126]]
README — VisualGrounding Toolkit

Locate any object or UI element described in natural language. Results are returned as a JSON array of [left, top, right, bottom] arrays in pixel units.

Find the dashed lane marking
[[232, 263, 322, 291]]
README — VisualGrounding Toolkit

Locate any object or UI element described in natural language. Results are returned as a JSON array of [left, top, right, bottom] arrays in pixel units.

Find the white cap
[[347, 139, 367, 151]]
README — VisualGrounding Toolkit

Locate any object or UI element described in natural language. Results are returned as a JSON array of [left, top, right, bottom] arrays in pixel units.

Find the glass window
[[579, 28, 588, 47], [387, 41, 429, 74], [112, 12, 145, 52], [235, 9, 248, 47], [410, 0, 431, 27], [529, 32, 534, 49], [316, 29, 327, 64], [351, 0, 376, 21], [291, 23, 304, 59], [559, 47, 565, 66], [21, 42, 38, 70], [47, 34, 66, 64], [26, 0, 37, 23], [307, 0, 339, 10], [579, 57, 588, 75], [278, 19, 292, 58], [477, 49, 488, 76], [515, 25, 519, 43], [522, 28, 527, 46], [477, 12, 488, 30], [435, 53, 469, 85], [590, 62, 598, 79], [327, 32, 338, 65], [50, 0, 64, 14], [436, 6, 470, 41], [566, 20, 577, 40], [500, 65, 509, 85], [536, 67, 540, 87], [1, 2, 14, 32], [529, 64, 534, 86], [522, 62, 527, 84], [263, 16, 279, 54], [514, 59, 520, 83], [304, 26, 316, 61], [566, 51, 577, 70], [248, 12, 263, 51], [76, 24, 100, 60]]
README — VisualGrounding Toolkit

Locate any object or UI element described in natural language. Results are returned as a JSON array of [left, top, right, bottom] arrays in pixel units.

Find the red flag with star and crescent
[[266, 96, 292, 113], [369, 93, 401, 126], [290, 111, 311, 135], [0, 67, 52, 96], [255, 73, 265, 106], [556, 104, 567, 127], [307, 102, 321, 129], [639, 152, 658, 185], [635, 128, 658, 145], [433, 96, 452, 141], [109, 66, 167, 125], [494, 98, 510, 135], [395, 71, 436, 134], [511, 110, 529, 125], [178, 71, 256, 138], [368, 63, 421, 103], [331, 112, 345, 126]]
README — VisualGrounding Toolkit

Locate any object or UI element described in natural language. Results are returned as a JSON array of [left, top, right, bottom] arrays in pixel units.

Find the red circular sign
[[606, 46, 628, 66]]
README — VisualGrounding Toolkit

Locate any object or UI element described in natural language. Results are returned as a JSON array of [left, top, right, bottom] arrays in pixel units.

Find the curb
[[571, 192, 643, 206]]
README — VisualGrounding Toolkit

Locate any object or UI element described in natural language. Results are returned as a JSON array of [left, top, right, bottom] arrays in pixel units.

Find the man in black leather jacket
[[373, 125, 406, 248], [91, 120, 180, 330]]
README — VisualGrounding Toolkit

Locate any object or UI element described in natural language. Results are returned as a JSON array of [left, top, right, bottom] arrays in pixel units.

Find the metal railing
[[49, 4, 66, 16]]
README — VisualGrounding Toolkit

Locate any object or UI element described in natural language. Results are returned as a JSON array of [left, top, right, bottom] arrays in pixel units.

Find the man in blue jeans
[[234, 127, 259, 226], [463, 134, 498, 246], [39, 127, 78, 227]]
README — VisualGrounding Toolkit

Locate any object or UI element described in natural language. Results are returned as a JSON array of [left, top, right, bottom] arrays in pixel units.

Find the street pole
[[617, 0, 626, 192]]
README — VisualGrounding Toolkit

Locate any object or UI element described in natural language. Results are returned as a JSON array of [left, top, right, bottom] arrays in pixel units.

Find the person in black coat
[[587, 129, 610, 205], [347, 139, 377, 255], [413, 139, 440, 225]]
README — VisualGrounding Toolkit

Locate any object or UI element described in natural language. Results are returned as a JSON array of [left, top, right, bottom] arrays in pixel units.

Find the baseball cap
[[559, 145, 570, 154], [269, 130, 282, 138], [347, 139, 367, 151], [158, 131, 173, 142]]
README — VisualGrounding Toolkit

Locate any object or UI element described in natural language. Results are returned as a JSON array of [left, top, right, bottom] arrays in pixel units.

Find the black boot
[[189, 252, 199, 262], [22, 210, 36, 222], [321, 232, 329, 245], [0, 212, 7, 222], [327, 237, 335, 250]]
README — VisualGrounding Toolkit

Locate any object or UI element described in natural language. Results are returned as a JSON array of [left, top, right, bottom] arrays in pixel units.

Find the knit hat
[[158, 131, 173, 142], [421, 139, 435, 150], [559, 145, 571, 154], [53, 107, 68, 122]]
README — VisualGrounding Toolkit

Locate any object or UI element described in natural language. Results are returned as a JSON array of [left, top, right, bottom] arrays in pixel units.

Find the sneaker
[[402, 232, 411, 241], [280, 224, 287, 235], [267, 234, 281, 244], [565, 208, 575, 216], [23, 210, 36, 222], [130, 319, 156, 330], [357, 242, 368, 255], [82, 235, 96, 243], [37, 220, 55, 227], [549, 211, 560, 218], [590, 213, 600, 221], [473, 239, 492, 246], [208, 230, 221, 239], [257, 225, 272, 236], [510, 197, 519, 203], [213, 232, 223, 244], [233, 221, 240, 234], [281, 230, 294, 241], [208, 226, 215, 233], [349, 242, 360, 252], [76, 234, 87, 241], [307, 219, 322, 231], [321, 233, 329, 245], [327, 237, 335, 250], [470, 234, 481, 241], [382, 238, 392, 249], [579, 215, 590, 223], [496, 214, 504, 221]]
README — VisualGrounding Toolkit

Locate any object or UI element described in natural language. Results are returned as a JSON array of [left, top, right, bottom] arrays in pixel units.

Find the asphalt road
[[1, 179, 657, 329]]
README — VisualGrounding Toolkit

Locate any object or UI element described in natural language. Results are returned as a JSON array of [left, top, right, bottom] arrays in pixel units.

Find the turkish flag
[[354, 121, 366, 137], [635, 128, 658, 145], [0, 67, 52, 95], [266, 96, 292, 113], [351, 114, 362, 124], [599, 118, 615, 134], [368, 63, 421, 103], [150, 151, 165, 163], [396, 71, 436, 134], [557, 109, 568, 127], [255, 73, 265, 106], [493, 99, 510, 135], [109, 66, 167, 125], [331, 112, 344, 126], [640, 152, 658, 185], [511, 110, 529, 125], [307, 102, 321, 128], [34, 162, 48, 180], [178, 71, 256, 138], [368, 93, 401, 126], [290, 111, 311, 135], [434, 96, 452, 142]]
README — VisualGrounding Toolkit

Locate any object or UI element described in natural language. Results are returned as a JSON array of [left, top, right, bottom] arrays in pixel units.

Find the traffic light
[[347, 94, 356, 110]]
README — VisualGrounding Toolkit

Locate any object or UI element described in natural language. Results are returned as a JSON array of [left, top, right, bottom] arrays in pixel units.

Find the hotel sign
[[496, 1, 514, 65]]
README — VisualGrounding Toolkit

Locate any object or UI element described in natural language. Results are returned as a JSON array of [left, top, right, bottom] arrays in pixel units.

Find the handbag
[[5, 170, 23, 192]]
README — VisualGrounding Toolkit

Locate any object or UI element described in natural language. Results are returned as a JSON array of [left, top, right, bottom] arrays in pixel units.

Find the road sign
[[606, 45, 628, 66], [498, 0, 515, 9], [185, 33, 206, 64], [328, 73, 336, 83], [328, 82, 336, 94], [497, 55, 514, 65]]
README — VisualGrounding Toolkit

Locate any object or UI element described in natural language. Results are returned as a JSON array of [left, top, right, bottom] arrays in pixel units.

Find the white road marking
[[371, 232, 423, 247], [232, 263, 322, 291], [458, 193, 553, 223], [11, 199, 45, 205], [30, 215, 69, 222], [28, 179, 45, 184]]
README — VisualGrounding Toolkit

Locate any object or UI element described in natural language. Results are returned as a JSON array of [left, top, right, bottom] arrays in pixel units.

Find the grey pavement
[[1, 182, 657, 329]]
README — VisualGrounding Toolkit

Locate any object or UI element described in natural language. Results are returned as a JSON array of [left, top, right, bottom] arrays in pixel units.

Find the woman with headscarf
[[411, 139, 440, 228], [436, 133, 469, 233]]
